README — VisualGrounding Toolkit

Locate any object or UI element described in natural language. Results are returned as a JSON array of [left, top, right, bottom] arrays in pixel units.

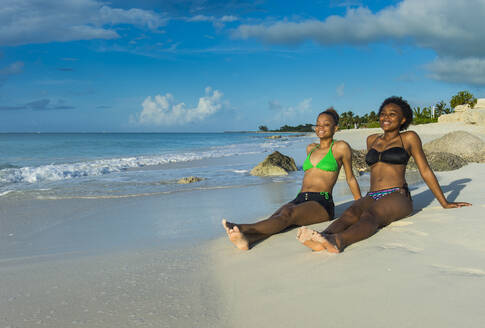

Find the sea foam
[[0, 143, 276, 185]]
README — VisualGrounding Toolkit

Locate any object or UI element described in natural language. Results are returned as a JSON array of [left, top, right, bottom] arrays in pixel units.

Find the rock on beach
[[250, 151, 297, 176], [438, 98, 485, 125], [177, 176, 205, 184], [264, 135, 282, 139], [338, 149, 368, 179], [423, 131, 485, 162], [407, 151, 468, 171]]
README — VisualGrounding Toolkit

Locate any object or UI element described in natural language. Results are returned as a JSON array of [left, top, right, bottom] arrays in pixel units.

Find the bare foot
[[296, 227, 340, 253], [221, 219, 250, 250]]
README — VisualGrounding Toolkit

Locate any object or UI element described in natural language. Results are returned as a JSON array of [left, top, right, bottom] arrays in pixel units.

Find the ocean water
[[0, 132, 314, 200]]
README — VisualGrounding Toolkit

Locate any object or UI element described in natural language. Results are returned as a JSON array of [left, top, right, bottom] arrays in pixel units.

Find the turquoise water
[[0, 132, 312, 199], [0, 132, 278, 167]]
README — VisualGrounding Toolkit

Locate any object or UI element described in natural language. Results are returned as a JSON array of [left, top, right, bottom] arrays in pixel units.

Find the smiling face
[[379, 103, 406, 132], [314, 113, 338, 138]]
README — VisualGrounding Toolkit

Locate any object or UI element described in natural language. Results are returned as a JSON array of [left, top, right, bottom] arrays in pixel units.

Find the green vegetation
[[450, 90, 477, 109], [434, 100, 453, 116], [273, 124, 314, 132], [261, 90, 477, 131], [258, 125, 269, 132], [412, 106, 437, 124], [339, 110, 379, 129]]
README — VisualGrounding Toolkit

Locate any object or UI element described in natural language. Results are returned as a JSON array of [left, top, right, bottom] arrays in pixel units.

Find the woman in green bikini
[[222, 108, 362, 250]]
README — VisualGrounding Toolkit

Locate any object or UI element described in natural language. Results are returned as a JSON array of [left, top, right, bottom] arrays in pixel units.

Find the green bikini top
[[302, 140, 338, 172]]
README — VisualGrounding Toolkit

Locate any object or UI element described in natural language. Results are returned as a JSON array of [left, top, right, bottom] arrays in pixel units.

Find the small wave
[[33, 184, 255, 200], [0, 163, 19, 169], [35, 191, 172, 200], [0, 190, 13, 197], [0, 147, 266, 185], [232, 169, 248, 174]]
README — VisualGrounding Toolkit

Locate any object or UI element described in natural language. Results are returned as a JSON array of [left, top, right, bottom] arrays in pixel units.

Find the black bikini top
[[365, 134, 410, 166]]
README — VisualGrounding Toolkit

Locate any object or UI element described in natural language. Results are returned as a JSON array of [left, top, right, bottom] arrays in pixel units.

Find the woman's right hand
[[443, 201, 472, 208]]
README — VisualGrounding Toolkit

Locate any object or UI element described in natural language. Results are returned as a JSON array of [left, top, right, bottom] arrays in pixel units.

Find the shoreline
[[1, 121, 485, 327]]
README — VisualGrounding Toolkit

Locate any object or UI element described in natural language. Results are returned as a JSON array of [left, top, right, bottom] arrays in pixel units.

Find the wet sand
[[1, 122, 484, 327]]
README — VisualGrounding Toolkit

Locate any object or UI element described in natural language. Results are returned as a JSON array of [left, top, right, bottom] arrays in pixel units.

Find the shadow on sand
[[249, 199, 356, 249], [410, 178, 471, 213], [248, 179, 471, 249]]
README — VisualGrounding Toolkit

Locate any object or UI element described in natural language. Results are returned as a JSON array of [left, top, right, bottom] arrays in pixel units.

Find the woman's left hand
[[443, 201, 472, 208]]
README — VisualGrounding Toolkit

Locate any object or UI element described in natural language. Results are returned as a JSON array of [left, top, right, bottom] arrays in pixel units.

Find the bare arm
[[366, 133, 379, 151], [306, 143, 318, 155], [407, 131, 471, 208], [339, 141, 361, 200]]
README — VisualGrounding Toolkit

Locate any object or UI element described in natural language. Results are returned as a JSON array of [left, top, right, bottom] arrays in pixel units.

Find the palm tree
[[413, 107, 424, 119], [368, 110, 378, 122], [340, 111, 355, 129]]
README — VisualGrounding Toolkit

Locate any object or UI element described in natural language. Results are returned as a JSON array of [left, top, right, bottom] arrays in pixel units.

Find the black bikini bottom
[[289, 192, 335, 220]]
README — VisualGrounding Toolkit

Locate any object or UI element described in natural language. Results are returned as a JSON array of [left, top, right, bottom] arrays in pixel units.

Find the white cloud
[[97, 6, 164, 29], [232, 0, 485, 57], [232, 0, 485, 85], [187, 15, 213, 22], [137, 87, 225, 126], [0, 61, 24, 85], [268, 100, 283, 111], [221, 16, 238, 23], [330, 0, 363, 7], [427, 57, 485, 85], [0, 0, 166, 46], [0, 61, 24, 75], [186, 14, 238, 29], [336, 83, 345, 97], [270, 98, 313, 122], [0, 98, 75, 111]]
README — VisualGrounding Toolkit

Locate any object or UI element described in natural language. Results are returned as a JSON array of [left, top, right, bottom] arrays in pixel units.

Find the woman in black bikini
[[297, 96, 471, 253], [222, 108, 362, 250]]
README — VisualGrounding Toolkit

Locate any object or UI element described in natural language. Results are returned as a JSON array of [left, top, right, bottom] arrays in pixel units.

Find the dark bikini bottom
[[366, 184, 411, 201], [289, 192, 335, 220]]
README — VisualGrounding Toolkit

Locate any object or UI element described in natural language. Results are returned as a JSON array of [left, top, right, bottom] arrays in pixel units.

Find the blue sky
[[1, 0, 485, 132]]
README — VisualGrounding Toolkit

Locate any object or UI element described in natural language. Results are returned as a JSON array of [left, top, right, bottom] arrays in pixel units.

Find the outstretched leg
[[222, 219, 250, 250], [222, 200, 331, 250], [296, 227, 337, 252], [323, 196, 373, 234], [298, 191, 412, 253]]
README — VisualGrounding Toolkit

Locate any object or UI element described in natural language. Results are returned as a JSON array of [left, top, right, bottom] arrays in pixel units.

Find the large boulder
[[407, 151, 468, 171], [250, 151, 297, 176], [338, 149, 368, 179], [351, 149, 369, 174], [423, 131, 485, 162], [339, 147, 469, 178]]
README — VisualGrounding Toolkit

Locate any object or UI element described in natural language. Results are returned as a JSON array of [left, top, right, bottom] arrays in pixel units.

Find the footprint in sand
[[405, 229, 428, 236], [378, 243, 422, 254], [432, 264, 485, 277], [387, 222, 428, 236], [389, 221, 413, 227], [424, 206, 443, 210]]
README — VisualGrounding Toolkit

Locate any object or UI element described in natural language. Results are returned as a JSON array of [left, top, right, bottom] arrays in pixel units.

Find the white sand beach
[[211, 122, 485, 328], [211, 162, 485, 328], [1, 122, 485, 327]]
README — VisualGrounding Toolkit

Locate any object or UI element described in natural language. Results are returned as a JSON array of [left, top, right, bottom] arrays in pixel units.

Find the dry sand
[[212, 122, 485, 328], [2, 122, 484, 327]]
